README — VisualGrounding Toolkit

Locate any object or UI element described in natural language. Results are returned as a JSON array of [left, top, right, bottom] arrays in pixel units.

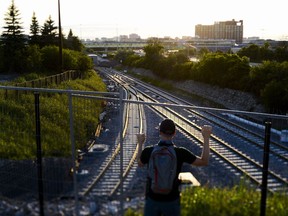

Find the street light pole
[[58, 0, 63, 72]]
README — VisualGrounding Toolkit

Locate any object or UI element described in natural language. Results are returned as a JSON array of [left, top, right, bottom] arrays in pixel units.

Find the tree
[[40, 45, 92, 74], [1, 0, 26, 72], [238, 44, 261, 62], [29, 12, 40, 45], [174, 52, 189, 64], [143, 38, 164, 71], [274, 42, 288, 62], [249, 61, 282, 95], [170, 62, 195, 81], [25, 44, 42, 72], [114, 50, 135, 64], [194, 53, 250, 90], [259, 42, 274, 61], [248, 60, 288, 113], [40, 45, 59, 73], [40, 15, 58, 47], [261, 80, 288, 114], [198, 47, 210, 58], [144, 38, 164, 58], [65, 29, 84, 51]]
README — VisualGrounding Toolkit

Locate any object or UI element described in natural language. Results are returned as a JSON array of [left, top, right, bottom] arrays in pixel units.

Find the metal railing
[[0, 85, 287, 216]]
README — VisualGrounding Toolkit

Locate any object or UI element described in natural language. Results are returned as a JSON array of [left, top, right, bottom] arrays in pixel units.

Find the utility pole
[[58, 0, 63, 73]]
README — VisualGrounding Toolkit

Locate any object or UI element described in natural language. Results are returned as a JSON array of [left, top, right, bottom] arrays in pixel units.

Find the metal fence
[[0, 85, 288, 215]]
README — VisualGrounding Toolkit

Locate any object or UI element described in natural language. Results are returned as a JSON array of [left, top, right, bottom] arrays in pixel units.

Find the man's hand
[[136, 133, 146, 167], [136, 133, 146, 144], [192, 125, 212, 166], [201, 125, 212, 139]]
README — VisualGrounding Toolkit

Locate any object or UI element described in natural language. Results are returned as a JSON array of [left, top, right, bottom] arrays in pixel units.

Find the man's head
[[159, 119, 176, 137]]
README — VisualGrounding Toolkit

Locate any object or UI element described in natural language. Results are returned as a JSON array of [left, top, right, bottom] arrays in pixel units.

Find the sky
[[1, 0, 288, 41]]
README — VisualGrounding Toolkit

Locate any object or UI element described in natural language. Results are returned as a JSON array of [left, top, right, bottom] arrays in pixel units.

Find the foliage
[[124, 208, 142, 216], [0, 0, 26, 72], [114, 50, 135, 65], [0, 1, 87, 74], [171, 62, 195, 80], [114, 41, 288, 113], [274, 42, 288, 62], [251, 61, 288, 113], [115, 41, 192, 80], [29, 12, 40, 45], [142, 38, 165, 72], [76, 52, 94, 71], [180, 186, 288, 216], [64, 29, 84, 51], [40, 45, 60, 72], [261, 80, 288, 113], [0, 71, 106, 159], [238, 44, 263, 62], [193, 53, 250, 90], [249, 61, 288, 113], [0, 46, 4, 72], [125, 185, 288, 216], [198, 47, 210, 57], [62, 49, 78, 70], [238, 43, 288, 63], [24, 44, 42, 72], [40, 15, 58, 47], [40, 45, 93, 74], [20, 72, 40, 81]]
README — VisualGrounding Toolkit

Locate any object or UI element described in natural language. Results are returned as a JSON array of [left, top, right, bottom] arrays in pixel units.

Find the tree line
[[114, 39, 288, 114], [0, 1, 92, 75], [2, 2, 287, 114]]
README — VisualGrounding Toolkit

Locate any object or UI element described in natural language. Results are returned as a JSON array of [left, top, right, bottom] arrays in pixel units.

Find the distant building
[[129, 33, 141, 41], [190, 39, 237, 52], [182, 36, 194, 40], [119, 35, 129, 42], [195, 19, 243, 44]]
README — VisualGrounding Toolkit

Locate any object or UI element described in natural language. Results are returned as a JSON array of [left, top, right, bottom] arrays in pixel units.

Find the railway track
[[77, 76, 146, 201], [138, 90, 287, 193], [97, 67, 288, 194]]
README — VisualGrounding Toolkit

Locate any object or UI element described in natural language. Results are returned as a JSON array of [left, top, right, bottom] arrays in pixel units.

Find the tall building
[[195, 19, 243, 44]]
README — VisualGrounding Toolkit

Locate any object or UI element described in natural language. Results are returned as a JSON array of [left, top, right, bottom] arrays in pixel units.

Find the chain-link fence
[[0, 86, 119, 215], [0, 85, 288, 215]]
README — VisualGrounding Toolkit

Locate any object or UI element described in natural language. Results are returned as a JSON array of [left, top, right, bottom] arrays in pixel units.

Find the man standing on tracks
[[137, 118, 212, 216]]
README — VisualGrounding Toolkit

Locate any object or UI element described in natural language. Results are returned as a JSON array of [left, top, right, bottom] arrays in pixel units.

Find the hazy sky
[[1, 0, 288, 40]]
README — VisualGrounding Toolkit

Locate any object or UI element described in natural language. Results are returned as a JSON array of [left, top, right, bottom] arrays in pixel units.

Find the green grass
[[124, 185, 288, 216], [0, 70, 107, 159], [181, 186, 287, 216]]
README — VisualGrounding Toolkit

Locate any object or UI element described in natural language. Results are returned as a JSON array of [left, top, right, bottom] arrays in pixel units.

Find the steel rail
[[98, 67, 288, 193], [79, 87, 130, 196], [109, 86, 144, 197], [136, 89, 288, 193], [80, 76, 144, 198]]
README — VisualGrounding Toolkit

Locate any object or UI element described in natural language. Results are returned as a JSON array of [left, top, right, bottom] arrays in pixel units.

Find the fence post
[[34, 92, 44, 216], [5, 89, 8, 99], [69, 91, 79, 216], [260, 121, 272, 216], [119, 87, 124, 215]]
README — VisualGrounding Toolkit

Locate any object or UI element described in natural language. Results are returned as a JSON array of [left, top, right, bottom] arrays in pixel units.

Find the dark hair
[[159, 119, 175, 135]]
